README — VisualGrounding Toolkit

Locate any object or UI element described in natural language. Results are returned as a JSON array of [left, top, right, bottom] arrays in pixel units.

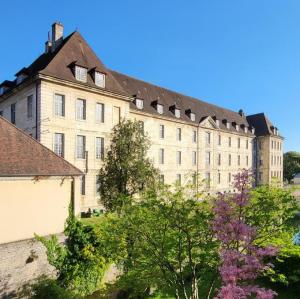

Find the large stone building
[[0, 22, 284, 211]]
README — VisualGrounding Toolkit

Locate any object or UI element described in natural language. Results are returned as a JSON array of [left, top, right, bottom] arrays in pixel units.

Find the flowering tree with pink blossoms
[[213, 170, 278, 299]]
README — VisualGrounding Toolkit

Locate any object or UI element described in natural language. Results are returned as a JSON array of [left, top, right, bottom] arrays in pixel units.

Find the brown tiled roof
[[1, 31, 126, 97], [111, 70, 253, 135], [0, 117, 82, 177], [0, 28, 278, 137], [246, 113, 277, 137]]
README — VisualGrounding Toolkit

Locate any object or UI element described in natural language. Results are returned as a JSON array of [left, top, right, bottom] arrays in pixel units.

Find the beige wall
[[0, 176, 80, 244], [0, 82, 38, 137], [39, 80, 130, 210], [256, 136, 283, 185]]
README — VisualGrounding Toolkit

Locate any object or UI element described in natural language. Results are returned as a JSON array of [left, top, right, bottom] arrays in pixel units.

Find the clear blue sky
[[1, 1, 299, 152]]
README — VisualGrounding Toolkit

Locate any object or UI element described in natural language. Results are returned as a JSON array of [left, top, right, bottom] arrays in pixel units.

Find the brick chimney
[[51, 22, 64, 52]]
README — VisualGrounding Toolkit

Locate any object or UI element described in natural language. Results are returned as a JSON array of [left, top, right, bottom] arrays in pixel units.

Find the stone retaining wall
[[0, 234, 65, 299]]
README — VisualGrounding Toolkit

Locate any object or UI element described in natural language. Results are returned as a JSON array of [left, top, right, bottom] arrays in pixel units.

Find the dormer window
[[75, 66, 87, 82], [185, 109, 195, 121], [95, 71, 105, 88], [0, 87, 4, 96], [244, 127, 248, 133], [157, 104, 164, 114], [135, 98, 144, 110], [236, 124, 239, 131], [216, 119, 220, 127], [227, 122, 231, 129], [15, 68, 28, 85], [170, 105, 180, 118], [251, 127, 255, 134]]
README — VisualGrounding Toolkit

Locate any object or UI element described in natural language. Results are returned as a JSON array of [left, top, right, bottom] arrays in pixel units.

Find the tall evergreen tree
[[98, 119, 158, 212]]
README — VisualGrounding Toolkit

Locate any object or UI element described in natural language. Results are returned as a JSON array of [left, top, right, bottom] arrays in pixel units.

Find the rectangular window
[[80, 175, 86, 195], [218, 135, 221, 146], [159, 174, 165, 184], [157, 104, 164, 114], [136, 98, 144, 109], [176, 174, 181, 185], [113, 106, 121, 125], [76, 135, 86, 159], [54, 133, 64, 157], [174, 109, 181, 118], [192, 151, 197, 165], [27, 95, 33, 118], [238, 155, 241, 166], [96, 137, 104, 160], [246, 139, 249, 149], [206, 132, 211, 145], [228, 154, 232, 166], [95, 72, 105, 88], [176, 151, 182, 165], [228, 137, 232, 147], [76, 99, 86, 120], [11, 103, 16, 124], [205, 172, 211, 188], [259, 172, 263, 181], [205, 151, 211, 166], [95, 103, 105, 123], [228, 173, 231, 183], [193, 130, 197, 143], [159, 124, 165, 139], [75, 66, 87, 82], [192, 172, 197, 185], [96, 175, 100, 195], [246, 155, 249, 166], [238, 138, 241, 148], [218, 172, 221, 184], [177, 128, 182, 141], [54, 94, 65, 117], [218, 153, 221, 166], [159, 148, 164, 164]]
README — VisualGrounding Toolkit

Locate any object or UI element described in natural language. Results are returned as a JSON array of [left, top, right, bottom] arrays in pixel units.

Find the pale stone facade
[[0, 23, 283, 211]]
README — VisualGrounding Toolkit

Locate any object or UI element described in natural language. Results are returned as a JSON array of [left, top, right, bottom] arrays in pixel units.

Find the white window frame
[[95, 71, 105, 88], [157, 104, 164, 114], [76, 98, 86, 120], [159, 148, 164, 165], [192, 151, 197, 165], [54, 93, 65, 117], [136, 98, 144, 110], [54, 133, 64, 157], [174, 108, 180, 118], [76, 135, 86, 159], [176, 151, 182, 165], [177, 128, 182, 141], [159, 124, 165, 139], [75, 66, 87, 82], [95, 137, 104, 160], [95, 102, 105, 123]]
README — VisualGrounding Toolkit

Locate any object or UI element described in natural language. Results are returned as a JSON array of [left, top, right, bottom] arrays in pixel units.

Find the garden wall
[[0, 234, 65, 298]]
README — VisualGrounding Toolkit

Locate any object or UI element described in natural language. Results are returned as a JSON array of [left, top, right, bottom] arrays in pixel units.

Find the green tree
[[36, 207, 107, 296], [98, 119, 158, 212], [104, 183, 219, 299], [283, 151, 300, 183]]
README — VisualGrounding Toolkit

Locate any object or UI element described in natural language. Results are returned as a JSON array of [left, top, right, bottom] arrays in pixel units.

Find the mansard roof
[[0, 117, 83, 177], [246, 113, 280, 137]]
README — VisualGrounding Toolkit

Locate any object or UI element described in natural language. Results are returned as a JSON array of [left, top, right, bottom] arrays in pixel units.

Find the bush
[[27, 278, 79, 299]]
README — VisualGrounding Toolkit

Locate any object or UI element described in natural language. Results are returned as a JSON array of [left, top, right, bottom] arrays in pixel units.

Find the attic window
[[236, 124, 239, 131], [227, 122, 231, 129], [16, 74, 27, 85], [190, 112, 195, 122], [244, 127, 248, 133], [157, 104, 164, 114], [216, 119, 220, 127], [174, 108, 181, 118], [0, 87, 4, 96], [75, 66, 87, 83], [135, 98, 144, 110], [95, 72, 105, 88]]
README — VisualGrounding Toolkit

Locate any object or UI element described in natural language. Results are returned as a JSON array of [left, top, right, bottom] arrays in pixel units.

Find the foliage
[[98, 119, 158, 212], [25, 278, 79, 299], [247, 184, 299, 245], [103, 183, 219, 299], [36, 206, 107, 296], [213, 170, 278, 299], [283, 151, 300, 183]]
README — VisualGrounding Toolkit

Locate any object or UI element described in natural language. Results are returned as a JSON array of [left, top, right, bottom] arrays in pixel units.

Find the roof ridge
[[0, 116, 82, 175], [110, 69, 245, 120]]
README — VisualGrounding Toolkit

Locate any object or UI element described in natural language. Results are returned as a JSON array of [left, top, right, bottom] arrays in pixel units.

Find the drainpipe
[[196, 120, 201, 195], [35, 80, 40, 140]]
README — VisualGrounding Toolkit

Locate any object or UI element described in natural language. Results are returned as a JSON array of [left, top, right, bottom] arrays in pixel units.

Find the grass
[[80, 215, 105, 227]]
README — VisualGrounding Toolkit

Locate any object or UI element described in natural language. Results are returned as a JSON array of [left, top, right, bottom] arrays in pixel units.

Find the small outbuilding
[[0, 116, 83, 244]]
